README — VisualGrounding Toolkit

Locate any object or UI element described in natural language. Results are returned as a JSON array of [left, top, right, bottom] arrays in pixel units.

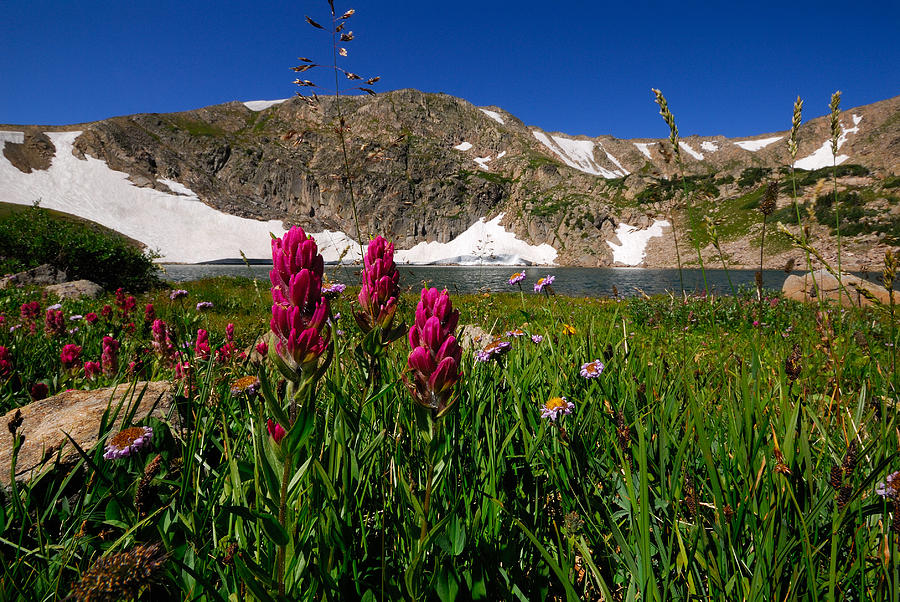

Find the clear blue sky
[[2, 1, 897, 139]]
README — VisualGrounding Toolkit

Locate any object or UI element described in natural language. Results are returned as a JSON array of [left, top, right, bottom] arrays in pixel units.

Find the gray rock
[[782, 269, 894, 308], [45, 279, 105, 299], [0, 264, 66, 289], [457, 324, 489, 350], [0, 381, 177, 484]]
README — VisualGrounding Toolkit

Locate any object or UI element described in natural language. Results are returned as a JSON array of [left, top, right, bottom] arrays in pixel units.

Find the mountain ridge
[[1, 89, 898, 268]]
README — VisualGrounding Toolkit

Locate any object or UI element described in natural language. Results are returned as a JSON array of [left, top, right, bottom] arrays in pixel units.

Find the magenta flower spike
[[101, 336, 120, 375], [357, 236, 401, 331], [269, 226, 331, 379], [405, 287, 462, 417], [60, 344, 82, 371]]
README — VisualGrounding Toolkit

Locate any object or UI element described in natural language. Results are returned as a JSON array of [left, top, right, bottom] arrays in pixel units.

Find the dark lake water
[[159, 264, 819, 297]]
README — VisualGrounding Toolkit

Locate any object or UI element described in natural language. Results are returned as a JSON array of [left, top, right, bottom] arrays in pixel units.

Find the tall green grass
[[1, 279, 898, 600]]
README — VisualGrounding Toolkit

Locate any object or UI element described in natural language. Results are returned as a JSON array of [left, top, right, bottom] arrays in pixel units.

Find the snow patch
[[243, 99, 289, 111], [480, 109, 505, 125], [453, 141, 473, 151], [496, 150, 507, 159], [601, 144, 630, 175], [679, 141, 703, 160], [700, 141, 719, 152], [474, 155, 492, 170], [0, 131, 289, 263], [634, 142, 655, 159], [313, 230, 363, 264], [158, 178, 196, 197], [0, 131, 25, 147], [396, 213, 557, 265], [793, 114, 861, 170], [532, 131, 625, 178], [607, 220, 670, 266], [733, 136, 782, 151]]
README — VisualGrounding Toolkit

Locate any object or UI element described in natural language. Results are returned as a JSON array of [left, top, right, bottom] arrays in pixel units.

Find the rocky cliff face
[[2, 89, 898, 268]]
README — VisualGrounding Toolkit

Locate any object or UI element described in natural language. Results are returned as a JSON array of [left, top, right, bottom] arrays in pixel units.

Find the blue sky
[[2, 1, 897, 139]]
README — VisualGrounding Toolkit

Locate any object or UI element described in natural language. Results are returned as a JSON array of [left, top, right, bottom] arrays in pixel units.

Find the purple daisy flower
[[534, 275, 555, 293], [196, 301, 214, 311], [540, 396, 574, 421], [322, 283, 346, 298], [508, 272, 526, 285], [531, 335, 543, 344], [580, 359, 605, 378], [104, 426, 153, 460], [475, 339, 511, 362], [170, 289, 188, 300], [876, 471, 900, 499]]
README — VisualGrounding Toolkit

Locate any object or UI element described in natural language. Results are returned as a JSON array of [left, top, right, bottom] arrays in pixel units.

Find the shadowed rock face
[[3, 89, 898, 267], [0, 381, 176, 485]]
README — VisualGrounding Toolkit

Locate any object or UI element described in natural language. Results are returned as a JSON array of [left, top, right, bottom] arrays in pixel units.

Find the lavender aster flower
[[196, 301, 214, 311], [580, 359, 605, 378], [508, 272, 526, 285], [104, 426, 153, 460], [540, 396, 575, 421], [170, 289, 188, 301], [322, 283, 347, 298], [534, 275, 555, 293], [876, 471, 900, 498], [475, 339, 511, 362], [531, 335, 543, 343], [48, 303, 62, 311], [69, 314, 83, 321]]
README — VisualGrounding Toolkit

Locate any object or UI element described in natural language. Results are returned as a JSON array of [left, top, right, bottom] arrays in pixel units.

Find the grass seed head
[[788, 96, 803, 159], [69, 543, 167, 602], [829, 91, 842, 157]]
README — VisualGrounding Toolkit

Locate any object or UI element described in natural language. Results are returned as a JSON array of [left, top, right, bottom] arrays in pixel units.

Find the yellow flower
[[562, 323, 576, 335]]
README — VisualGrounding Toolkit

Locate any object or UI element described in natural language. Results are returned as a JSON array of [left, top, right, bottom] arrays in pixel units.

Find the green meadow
[[2, 273, 899, 600]]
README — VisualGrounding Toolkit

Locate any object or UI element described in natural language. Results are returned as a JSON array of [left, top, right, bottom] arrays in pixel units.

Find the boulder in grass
[[782, 269, 894, 308], [0, 381, 176, 485], [0, 263, 67, 289], [45, 279, 105, 300]]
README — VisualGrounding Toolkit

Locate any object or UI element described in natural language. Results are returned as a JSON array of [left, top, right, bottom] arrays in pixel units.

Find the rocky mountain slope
[[2, 89, 898, 267]]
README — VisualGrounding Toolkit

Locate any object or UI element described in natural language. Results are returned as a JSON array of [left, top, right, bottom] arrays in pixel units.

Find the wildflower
[[100, 304, 113, 320], [84, 360, 102, 380], [85, 312, 99, 324], [48, 303, 62, 311], [101, 336, 120, 375], [322, 282, 346, 298], [170, 289, 188, 300], [60, 344, 82, 370], [230, 375, 261, 397], [269, 226, 331, 378], [196, 301, 214, 311], [215, 342, 236, 363], [20, 300, 41, 321], [580, 359, 605, 378], [877, 471, 900, 499], [562, 323, 576, 335], [150, 319, 175, 363], [508, 271, 526, 285], [0, 346, 13, 378], [534, 275, 555, 293], [194, 329, 211, 359], [506, 328, 525, 337], [104, 425, 153, 459], [70, 314, 83, 321], [255, 341, 268, 356], [114, 288, 136, 314], [267, 419, 286, 444], [540, 396, 574, 421], [68, 542, 167, 602], [30, 382, 49, 401], [225, 323, 235, 342], [357, 236, 401, 334], [144, 303, 155, 323], [531, 334, 543, 344], [405, 287, 462, 417], [475, 338, 511, 362]]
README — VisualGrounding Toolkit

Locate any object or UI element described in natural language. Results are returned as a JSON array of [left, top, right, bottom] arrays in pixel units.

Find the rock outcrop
[[0, 381, 176, 484], [782, 269, 895, 307]]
